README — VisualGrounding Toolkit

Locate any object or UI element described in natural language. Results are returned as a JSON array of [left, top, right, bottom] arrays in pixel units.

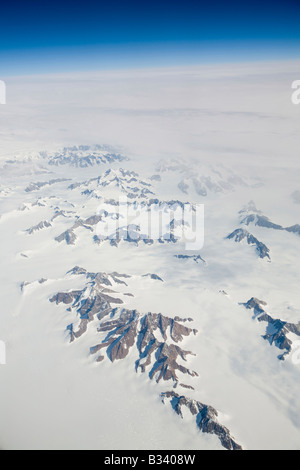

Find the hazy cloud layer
[[0, 60, 300, 167]]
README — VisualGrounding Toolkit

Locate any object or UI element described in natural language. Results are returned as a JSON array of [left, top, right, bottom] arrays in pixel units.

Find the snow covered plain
[[0, 61, 299, 450]]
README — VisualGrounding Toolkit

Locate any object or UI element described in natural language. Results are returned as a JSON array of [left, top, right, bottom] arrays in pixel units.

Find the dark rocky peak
[[226, 228, 271, 260], [241, 298, 300, 361]]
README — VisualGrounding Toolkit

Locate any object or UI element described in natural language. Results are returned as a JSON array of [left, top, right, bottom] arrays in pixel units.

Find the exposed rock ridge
[[226, 228, 270, 260], [242, 297, 300, 360], [48, 267, 242, 450], [161, 391, 243, 451]]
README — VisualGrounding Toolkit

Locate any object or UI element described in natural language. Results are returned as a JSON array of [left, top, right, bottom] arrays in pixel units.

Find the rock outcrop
[[26, 220, 52, 234], [242, 298, 300, 360], [226, 228, 270, 260], [50, 269, 198, 387]]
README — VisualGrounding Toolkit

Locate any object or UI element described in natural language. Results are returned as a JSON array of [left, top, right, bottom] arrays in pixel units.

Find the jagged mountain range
[[0, 145, 129, 173], [25, 178, 71, 192], [42, 145, 129, 167], [22, 190, 196, 250], [26, 220, 52, 235], [53, 199, 195, 247], [2, 145, 300, 450], [226, 201, 300, 260], [239, 201, 300, 236], [161, 392, 242, 451], [69, 168, 155, 199], [49, 266, 199, 387], [174, 254, 206, 264], [40, 266, 242, 450], [226, 228, 271, 260]]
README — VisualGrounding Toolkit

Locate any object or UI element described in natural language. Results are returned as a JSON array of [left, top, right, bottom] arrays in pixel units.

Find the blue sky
[[1, 0, 300, 75]]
